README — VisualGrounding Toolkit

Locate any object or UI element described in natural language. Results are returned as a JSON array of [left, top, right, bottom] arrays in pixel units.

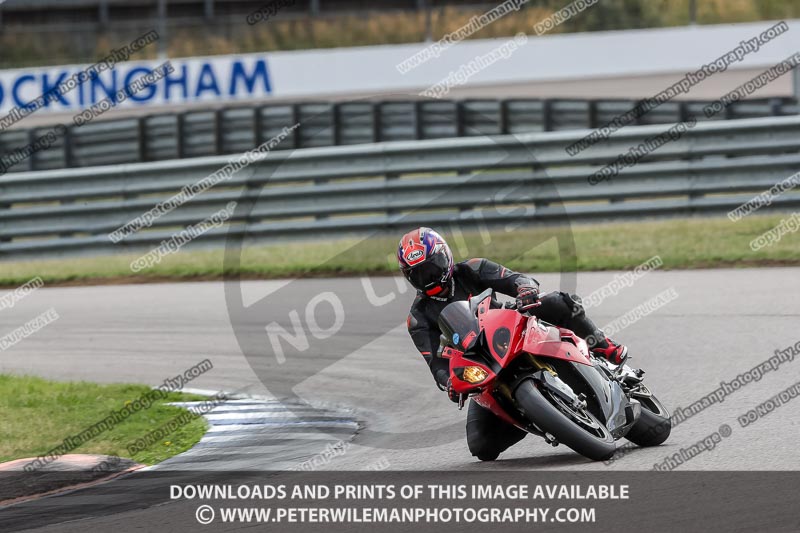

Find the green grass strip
[[0, 214, 798, 288], [0, 374, 209, 465]]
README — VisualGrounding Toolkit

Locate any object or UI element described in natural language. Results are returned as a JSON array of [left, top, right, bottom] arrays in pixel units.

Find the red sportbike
[[439, 289, 671, 461]]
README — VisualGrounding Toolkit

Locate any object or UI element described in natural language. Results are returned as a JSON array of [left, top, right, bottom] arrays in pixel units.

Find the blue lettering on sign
[[78, 72, 86, 106], [0, 56, 274, 114], [229, 59, 271, 96], [195, 63, 221, 98], [91, 71, 118, 103], [164, 64, 188, 99], [12, 75, 37, 111], [42, 71, 71, 107], [125, 67, 157, 103], [78, 70, 99, 106]]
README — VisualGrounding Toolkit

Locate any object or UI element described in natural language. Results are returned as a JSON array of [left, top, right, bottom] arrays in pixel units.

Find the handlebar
[[503, 300, 542, 310]]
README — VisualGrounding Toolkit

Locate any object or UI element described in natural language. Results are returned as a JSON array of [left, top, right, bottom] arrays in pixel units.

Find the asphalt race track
[[2, 268, 799, 474], [2, 268, 800, 531]]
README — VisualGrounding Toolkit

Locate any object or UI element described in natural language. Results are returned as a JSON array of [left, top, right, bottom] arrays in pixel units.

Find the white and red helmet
[[397, 227, 454, 296]]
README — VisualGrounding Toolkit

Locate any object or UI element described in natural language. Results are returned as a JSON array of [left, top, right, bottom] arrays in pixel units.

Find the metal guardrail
[[2, 97, 798, 174], [2, 114, 800, 260]]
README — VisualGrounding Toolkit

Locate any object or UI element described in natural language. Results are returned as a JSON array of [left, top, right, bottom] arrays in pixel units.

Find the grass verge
[[0, 374, 209, 465], [0, 214, 798, 288]]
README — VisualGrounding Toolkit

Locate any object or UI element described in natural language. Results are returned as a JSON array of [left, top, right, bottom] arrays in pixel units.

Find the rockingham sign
[[0, 54, 272, 116], [2, 18, 798, 118]]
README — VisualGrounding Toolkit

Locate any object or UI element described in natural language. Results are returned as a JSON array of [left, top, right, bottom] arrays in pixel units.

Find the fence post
[[332, 103, 342, 145], [500, 99, 509, 134], [99, 0, 109, 26], [793, 63, 800, 102], [679, 101, 690, 123], [724, 102, 735, 120], [455, 100, 465, 137], [542, 100, 553, 131], [588, 100, 598, 128], [62, 126, 75, 169], [634, 99, 647, 125], [137, 117, 147, 162], [414, 101, 424, 139], [215, 109, 224, 155], [176, 112, 185, 159], [372, 102, 382, 142], [25, 129, 36, 171], [291, 103, 301, 149]]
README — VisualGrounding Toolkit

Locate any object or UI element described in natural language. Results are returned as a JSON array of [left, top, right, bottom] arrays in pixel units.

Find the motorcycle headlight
[[462, 366, 489, 384]]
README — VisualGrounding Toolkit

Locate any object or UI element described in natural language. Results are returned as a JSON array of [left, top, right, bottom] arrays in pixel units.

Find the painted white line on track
[[152, 395, 360, 471]]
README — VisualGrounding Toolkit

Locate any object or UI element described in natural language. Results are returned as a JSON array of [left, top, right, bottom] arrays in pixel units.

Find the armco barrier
[[1, 115, 800, 260]]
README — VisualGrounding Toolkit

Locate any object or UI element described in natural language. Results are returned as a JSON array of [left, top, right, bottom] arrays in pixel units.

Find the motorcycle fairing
[[568, 361, 639, 436], [522, 321, 593, 366]]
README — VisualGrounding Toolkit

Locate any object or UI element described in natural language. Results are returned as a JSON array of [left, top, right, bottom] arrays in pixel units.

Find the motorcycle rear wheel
[[514, 379, 616, 461]]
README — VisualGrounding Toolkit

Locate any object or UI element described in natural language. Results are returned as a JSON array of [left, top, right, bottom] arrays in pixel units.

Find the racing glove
[[515, 286, 540, 312], [446, 378, 467, 404], [434, 368, 450, 390]]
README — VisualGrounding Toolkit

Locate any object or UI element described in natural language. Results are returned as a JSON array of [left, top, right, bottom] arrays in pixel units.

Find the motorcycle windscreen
[[437, 301, 480, 350]]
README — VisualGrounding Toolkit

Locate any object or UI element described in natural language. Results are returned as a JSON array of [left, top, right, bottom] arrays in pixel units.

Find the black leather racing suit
[[407, 258, 608, 389]]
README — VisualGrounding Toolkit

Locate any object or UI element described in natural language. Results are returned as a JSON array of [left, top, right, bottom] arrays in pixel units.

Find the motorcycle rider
[[399, 227, 631, 459]]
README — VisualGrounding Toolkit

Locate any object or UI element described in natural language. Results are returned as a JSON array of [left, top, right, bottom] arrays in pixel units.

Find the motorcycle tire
[[626, 392, 671, 447], [514, 378, 616, 461]]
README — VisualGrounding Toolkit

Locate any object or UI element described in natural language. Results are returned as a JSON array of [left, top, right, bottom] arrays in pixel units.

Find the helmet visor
[[403, 252, 449, 290]]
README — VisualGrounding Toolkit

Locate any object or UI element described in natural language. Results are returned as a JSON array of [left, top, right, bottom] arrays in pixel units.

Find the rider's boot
[[591, 336, 627, 364], [592, 337, 643, 384]]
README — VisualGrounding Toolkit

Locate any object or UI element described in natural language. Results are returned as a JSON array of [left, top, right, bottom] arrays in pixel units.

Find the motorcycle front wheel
[[514, 379, 616, 461], [625, 384, 671, 447]]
